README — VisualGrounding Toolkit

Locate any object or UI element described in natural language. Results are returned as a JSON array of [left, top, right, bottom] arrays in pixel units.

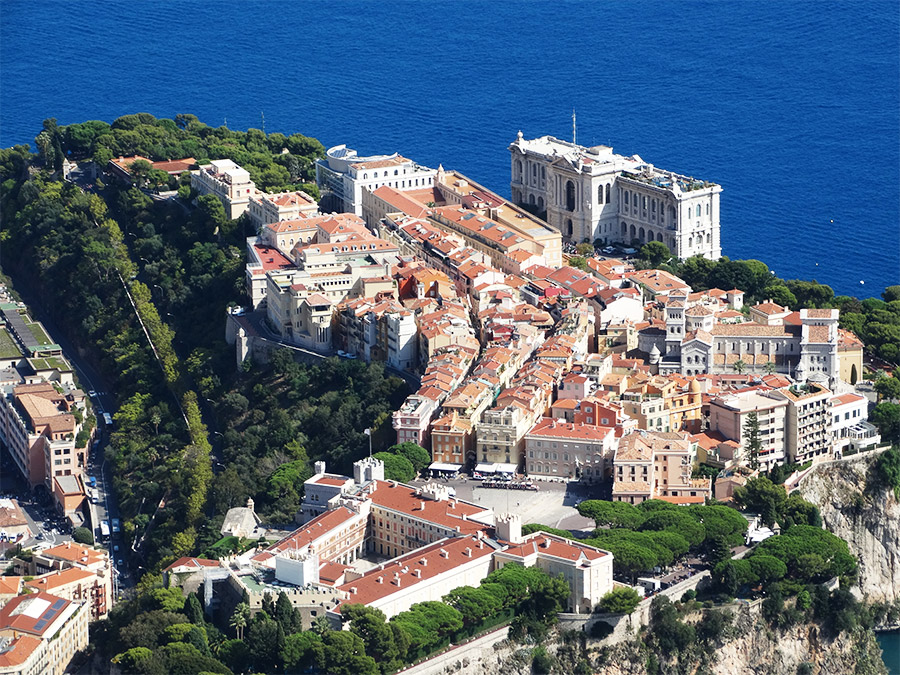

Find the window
[[696, 204, 702, 217], [598, 185, 604, 204], [566, 181, 576, 211], [606, 184, 611, 202]]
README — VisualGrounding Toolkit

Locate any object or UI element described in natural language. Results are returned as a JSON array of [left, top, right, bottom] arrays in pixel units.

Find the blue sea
[[1, 1, 898, 297], [880, 630, 900, 675]]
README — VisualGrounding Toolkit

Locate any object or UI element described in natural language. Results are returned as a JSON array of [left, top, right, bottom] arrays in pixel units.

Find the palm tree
[[311, 614, 332, 636], [230, 602, 250, 640], [733, 359, 746, 374], [764, 361, 777, 375]]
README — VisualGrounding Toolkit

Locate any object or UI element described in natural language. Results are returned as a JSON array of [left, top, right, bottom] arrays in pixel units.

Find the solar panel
[[51, 599, 66, 610], [33, 619, 48, 631]]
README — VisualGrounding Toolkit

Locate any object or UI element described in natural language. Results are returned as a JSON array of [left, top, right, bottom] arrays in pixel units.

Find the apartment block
[[191, 159, 256, 219]]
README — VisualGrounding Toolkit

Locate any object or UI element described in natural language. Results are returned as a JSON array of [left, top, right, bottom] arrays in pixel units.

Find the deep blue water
[[880, 630, 900, 675], [1, 1, 898, 297]]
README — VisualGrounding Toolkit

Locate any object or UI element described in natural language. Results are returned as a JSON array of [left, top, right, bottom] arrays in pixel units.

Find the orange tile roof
[[0, 577, 22, 595], [334, 535, 492, 611], [831, 393, 865, 407], [500, 533, 608, 562], [162, 557, 220, 573], [40, 542, 106, 567], [752, 301, 786, 314], [253, 507, 358, 563], [0, 635, 42, 668], [369, 481, 488, 536], [528, 418, 614, 441], [806, 325, 830, 343], [25, 567, 94, 591], [0, 591, 72, 636]]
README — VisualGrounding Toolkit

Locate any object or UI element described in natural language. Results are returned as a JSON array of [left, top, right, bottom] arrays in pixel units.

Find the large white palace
[[509, 133, 722, 260]]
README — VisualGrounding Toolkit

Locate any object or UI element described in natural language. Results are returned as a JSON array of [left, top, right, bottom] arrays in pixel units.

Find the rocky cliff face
[[798, 456, 900, 604], [478, 613, 887, 675]]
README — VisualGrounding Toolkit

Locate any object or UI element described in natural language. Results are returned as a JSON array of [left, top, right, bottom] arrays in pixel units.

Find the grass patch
[[0, 328, 21, 358], [25, 321, 52, 346]]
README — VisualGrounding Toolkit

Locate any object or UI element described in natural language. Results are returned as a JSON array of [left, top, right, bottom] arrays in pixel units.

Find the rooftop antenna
[[572, 109, 577, 146]]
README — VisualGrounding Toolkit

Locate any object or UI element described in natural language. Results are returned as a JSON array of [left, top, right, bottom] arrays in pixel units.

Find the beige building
[[770, 379, 834, 464], [708, 389, 789, 469], [0, 634, 45, 675], [248, 190, 318, 230], [191, 159, 256, 219], [0, 591, 88, 675], [494, 514, 614, 614], [612, 431, 710, 504], [30, 543, 112, 622], [524, 419, 617, 482]]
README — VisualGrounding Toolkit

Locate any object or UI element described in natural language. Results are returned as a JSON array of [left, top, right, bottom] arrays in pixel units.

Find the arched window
[[541, 166, 546, 179], [606, 184, 611, 202], [706, 232, 711, 243], [373, 171, 379, 178], [533, 164, 538, 178], [565, 181, 576, 211], [657, 232, 663, 242], [529, 193, 535, 205], [516, 160, 522, 180], [633, 193, 638, 207], [566, 219, 574, 237], [363, 173, 368, 179], [622, 222, 628, 237], [688, 237, 693, 248], [639, 227, 645, 240], [696, 204, 702, 217], [706, 203, 710, 215], [624, 190, 629, 207], [394, 169, 399, 175], [598, 185, 604, 204], [538, 196, 544, 210]]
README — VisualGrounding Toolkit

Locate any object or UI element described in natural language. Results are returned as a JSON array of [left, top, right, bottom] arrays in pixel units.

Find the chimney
[[419, 501, 425, 511], [439, 549, 448, 558], [462, 514, 468, 521], [420, 558, 428, 567], [413, 569, 421, 578], [376, 577, 383, 584], [463, 547, 472, 557], [349, 587, 357, 594], [541, 539, 551, 549]]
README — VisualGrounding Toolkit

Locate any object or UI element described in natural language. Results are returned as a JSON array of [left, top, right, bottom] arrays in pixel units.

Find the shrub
[[72, 527, 94, 545], [597, 587, 642, 615]]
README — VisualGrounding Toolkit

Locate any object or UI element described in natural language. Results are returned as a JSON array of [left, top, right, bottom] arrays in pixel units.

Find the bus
[[102, 413, 113, 427], [99, 520, 110, 540]]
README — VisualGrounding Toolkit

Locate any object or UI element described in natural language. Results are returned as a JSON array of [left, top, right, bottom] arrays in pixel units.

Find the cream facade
[[510, 134, 721, 259], [708, 390, 788, 469], [191, 159, 256, 219]]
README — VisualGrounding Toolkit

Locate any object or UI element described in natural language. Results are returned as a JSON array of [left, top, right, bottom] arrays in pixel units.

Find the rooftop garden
[[25, 320, 53, 345], [0, 328, 22, 358], [28, 357, 71, 372]]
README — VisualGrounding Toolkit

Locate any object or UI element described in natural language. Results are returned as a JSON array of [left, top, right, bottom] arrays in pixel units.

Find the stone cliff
[[798, 455, 900, 604], [470, 611, 887, 675]]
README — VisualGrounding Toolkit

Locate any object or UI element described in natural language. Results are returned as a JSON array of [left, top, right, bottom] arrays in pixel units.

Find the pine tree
[[744, 411, 762, 470]]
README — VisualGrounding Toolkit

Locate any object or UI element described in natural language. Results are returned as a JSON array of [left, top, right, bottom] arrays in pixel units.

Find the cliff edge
[[798, 455, 900, 604]]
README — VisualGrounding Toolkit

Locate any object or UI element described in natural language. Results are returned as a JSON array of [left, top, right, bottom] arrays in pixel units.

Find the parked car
[[111, 519, 121, 534]]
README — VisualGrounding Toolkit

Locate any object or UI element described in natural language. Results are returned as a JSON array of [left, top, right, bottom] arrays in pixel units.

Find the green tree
[[72, 527, 94, 545], [749, 554, 788, 584], [639, 241, 671, 267], [578, 500, 643, 529], [780, 494, 822, 528], [639, 510, 706, 548], [576, 242, 594, 256], [317, 630, 378, 675], [697, 609, 729, 643], [343, 604, 403, 673], [282, 632, 321, 673], [875, 374, 900, 402], [443, 587, 502, 628], [596, 587, 642, 614], [871, 404, 900, 444], [184, 593, 204, 625], [744, 411, 762, 470], [733, 359, 746, 374], [387, 442, 431, 474], [568, 256, 588, 271], [373, 451, 415, 482], [275, 591, 301, 634], [229, 603, 250, 640], [247, 614, 284, 673], [874, 446, 900, 498], [733, 476, 787, 527]]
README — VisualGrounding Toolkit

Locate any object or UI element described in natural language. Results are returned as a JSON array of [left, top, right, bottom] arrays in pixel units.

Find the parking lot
[[413, 475, 600, 535]]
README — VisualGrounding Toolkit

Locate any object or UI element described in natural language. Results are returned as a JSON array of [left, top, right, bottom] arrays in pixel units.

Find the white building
[[315, 145, 437, 216], [509, 133, 721, 259], [248, 190, 318, 229], [191, 159, 256, 219]]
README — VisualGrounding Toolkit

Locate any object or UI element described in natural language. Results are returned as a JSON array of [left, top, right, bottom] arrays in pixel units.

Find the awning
[[428, 462, 462, 472], [475, 463, 497, 474], [495, 463, 519, 474]]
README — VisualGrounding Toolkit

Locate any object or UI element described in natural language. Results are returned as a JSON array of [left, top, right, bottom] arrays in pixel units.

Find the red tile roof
[[40, 542, 106, 567], [500, 533, 607, 562], [25, 567, 94, 591], [334, 535, 491, 611], [369, 481, 488, 536], [252, 507, 358, 563], [162, 557, 220, 573], [0, 591, 72, 636], [0, 635, 42, 668]]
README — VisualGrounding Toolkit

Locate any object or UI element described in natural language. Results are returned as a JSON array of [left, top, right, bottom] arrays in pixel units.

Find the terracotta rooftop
[[25, 567, 94, 592], [0, 591, 72, 637], [500, 533, 608, 562], [528, 418, 614, 442], [40, 542, 107, 567], [369, 481, 489, 536], [0, 635, 42, 669], [752, 301, 786, 315], [162, 557, 220, 573], [252, 507, 358, 563], [334, 535, 492, 611]]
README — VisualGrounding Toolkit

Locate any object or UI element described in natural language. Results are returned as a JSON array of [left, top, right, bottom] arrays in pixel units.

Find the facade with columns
[[509, 134, 721, 259]]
